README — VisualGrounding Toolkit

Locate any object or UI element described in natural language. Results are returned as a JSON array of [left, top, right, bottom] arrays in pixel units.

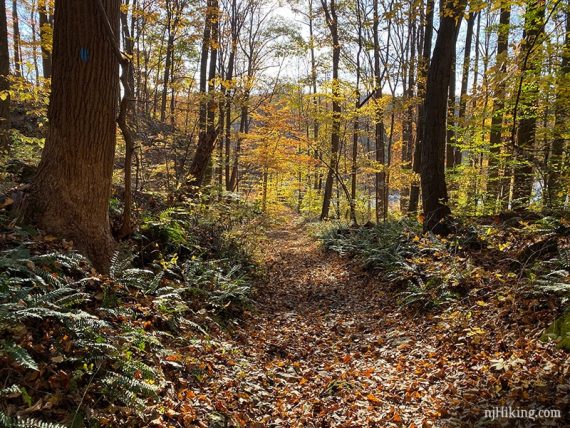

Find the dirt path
[[188, 220, 568, 427]]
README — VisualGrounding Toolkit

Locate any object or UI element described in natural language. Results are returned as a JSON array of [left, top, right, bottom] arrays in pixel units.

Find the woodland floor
[[178, 217, 570, 427]]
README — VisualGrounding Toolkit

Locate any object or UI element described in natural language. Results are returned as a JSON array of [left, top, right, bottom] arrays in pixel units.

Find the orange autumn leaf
[[366, 393, 382, 404]]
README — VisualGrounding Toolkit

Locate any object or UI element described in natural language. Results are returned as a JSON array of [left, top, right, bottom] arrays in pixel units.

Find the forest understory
[[1, 205, 569, 427]]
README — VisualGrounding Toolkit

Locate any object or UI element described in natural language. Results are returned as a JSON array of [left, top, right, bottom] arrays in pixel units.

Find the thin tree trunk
[[118, 0, 137, 239], [455, 11, 476, 166], [445, 42, 457, 169], [30, 0, 40, 83], [511, 0, 546, 206], [152, 37, 165, 117], [261, 168, 268, 212], [0, 0, 10, 151], [169, 51, 176, 126], [487, 2, 510, 210], [350, 0, 364, 225], [12, 0, 22, 77], [160, 1, 174, 123], [229, 90, 248, 191], [546, 1, 569, 207], [320, 0, 340, 221], [309, 0, 321, 194], [409, 0, 434, 214], [224, 0, 238, 190], [373, 0, 386, 222], [401, 14, 416, 213], [39, 0, 52, 79], [160, 33, 173, 123]]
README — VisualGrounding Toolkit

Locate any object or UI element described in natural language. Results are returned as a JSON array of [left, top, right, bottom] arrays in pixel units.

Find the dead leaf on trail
[[366, 393, 382, 404]]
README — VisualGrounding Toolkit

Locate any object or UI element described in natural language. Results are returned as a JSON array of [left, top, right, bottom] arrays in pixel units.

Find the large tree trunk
[[38, 0, 52, 79], [0, 0, 10, 151], [420, 0, 465, 233], [408, 0, 434, 214], [189, 0, 219, 188], [546, 1, 569, 207], [25, 0, 120, 273], [511, 0, 546, 206], [320, 0, 340, 220]]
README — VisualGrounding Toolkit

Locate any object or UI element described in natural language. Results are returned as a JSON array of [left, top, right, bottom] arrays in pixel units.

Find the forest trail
[[189, 217, 541, 427]]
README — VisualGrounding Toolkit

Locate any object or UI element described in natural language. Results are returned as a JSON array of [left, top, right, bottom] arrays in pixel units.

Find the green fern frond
[[0, 385, 21, 397], [122, 360, 160, 383], [535, 270, 570, 296], [145, 271, 164, 294], [0, 411, 68, 428], [102, 371, 160, 408], [0, 340, 38, 371]]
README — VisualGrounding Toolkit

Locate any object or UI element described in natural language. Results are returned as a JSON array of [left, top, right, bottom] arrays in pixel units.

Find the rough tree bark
[[25, 0, 120, 273], [420, 0, 465, 233]]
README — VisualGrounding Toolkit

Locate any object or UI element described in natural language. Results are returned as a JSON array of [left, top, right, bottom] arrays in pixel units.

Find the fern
[[0, 340, 38, 371], [30, 252, 87, 271], [0, 250, 109, 371], [0, 412, 67, 428], [534, 270, 570, 304], [102, 371, 160, 408], [0, 385, 21, 397], [109, 251, 164, 294]]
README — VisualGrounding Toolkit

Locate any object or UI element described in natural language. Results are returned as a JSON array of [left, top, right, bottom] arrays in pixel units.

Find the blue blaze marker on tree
[[80, 48, 90, 63]]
